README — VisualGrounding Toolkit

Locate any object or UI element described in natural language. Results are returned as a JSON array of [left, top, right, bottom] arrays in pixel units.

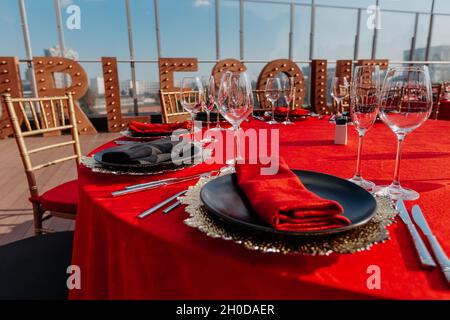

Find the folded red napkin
[[129, 121, 190, 134], [275, 106, 310, 117], [235, 158, 350, 232]]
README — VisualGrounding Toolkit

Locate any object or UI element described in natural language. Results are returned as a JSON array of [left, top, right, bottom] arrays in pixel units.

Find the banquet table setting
[[68, 67, 450, 300]]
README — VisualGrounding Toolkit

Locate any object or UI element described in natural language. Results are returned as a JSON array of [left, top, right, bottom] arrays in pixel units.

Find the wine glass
[[201, 75, 216, 130], [201, 76, 217, 143], [180, 77, 204, 143], [213, 72, 232, 132], [331, 76, 350, 116], [218, 72, 253, 168], [265, 78, 281, 124], [282, 77, 295, 125], [348, 66, 380, 192], [375, 66, 433, 200]]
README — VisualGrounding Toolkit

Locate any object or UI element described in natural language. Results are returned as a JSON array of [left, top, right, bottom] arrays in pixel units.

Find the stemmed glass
[[265, 78, 281, 124], [375, 66, 433, 200], [217, 71, 253, 168], [282, 77, 295, 125], [331, 76, 350, 116], [180, 77, 204, 144], [348, 66, 380, 192], [201, 76, 216, 143]]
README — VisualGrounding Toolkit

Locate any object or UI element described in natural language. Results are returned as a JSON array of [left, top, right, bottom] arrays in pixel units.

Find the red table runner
[[70, 118, 450, 299]]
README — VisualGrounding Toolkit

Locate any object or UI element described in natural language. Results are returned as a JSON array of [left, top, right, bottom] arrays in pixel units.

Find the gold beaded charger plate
[[180, 174, 398, 255]]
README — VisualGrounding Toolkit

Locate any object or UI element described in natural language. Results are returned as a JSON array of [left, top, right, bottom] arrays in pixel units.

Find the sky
[[1, 0, 450, 84]]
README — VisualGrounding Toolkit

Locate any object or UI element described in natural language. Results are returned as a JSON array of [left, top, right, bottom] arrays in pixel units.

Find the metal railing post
[[425, 0, 435, 61], [154, 0, 162, 59], [289, 2, 294, 60], [215, 0, 221, 60], [239, 0, 244, 60], [18, 0, 38, 97], [125, 0, 139, 115], [354, 8, 361, 60]]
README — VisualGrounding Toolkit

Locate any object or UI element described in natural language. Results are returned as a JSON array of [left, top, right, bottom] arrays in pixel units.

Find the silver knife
[[412, 205, 450, 284], [396, 199, 436, 269]]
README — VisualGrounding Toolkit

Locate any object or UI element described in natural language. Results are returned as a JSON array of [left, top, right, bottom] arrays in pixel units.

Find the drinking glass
[[180, 77, 204, 143], [282, 77, 295, 125], [348, 66, 380, 192], [265, 78, 281, 124], [202, 75, 216, 130], [201, 76, 217, 143], [375, 66, 433, 200], [331, 76, 350, 115], [218, 72, 253, 167]]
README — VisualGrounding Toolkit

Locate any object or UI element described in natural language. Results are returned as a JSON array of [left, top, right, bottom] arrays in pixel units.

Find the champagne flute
[[265, 78, 281, 124], [331, 76, 350, 116], [218, 72, 253, 168], [180, 77, 204, 143], [282, 77, 295, 125], [348, 66, 380, 192], [375, 66, 433, 200]]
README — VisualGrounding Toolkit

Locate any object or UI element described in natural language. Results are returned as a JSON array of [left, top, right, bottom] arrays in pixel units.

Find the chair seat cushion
[[37, 180, 78, 214]]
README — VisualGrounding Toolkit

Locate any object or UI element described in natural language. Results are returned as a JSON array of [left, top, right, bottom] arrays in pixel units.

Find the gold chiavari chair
[[159, 89, 191, 124], [2, 93, 81, 235], [431, 83, 444, 120]]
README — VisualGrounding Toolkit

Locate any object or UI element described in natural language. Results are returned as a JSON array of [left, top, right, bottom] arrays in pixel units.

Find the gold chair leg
[[32, 203, 44, 235]]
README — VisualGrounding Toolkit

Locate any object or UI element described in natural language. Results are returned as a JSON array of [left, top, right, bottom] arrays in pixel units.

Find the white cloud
[[194, 0, 211, 8]]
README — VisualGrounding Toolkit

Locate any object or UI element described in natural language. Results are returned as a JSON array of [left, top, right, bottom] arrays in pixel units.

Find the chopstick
[[137, 190, 187, 219]]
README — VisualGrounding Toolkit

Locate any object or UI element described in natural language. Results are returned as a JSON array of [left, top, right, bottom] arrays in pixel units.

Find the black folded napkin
[[101, 138, 191, 165]]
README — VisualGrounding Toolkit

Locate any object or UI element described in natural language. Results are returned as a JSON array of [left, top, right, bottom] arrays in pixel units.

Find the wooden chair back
[[431, 83, 443, 120], [2, 93, 81, 201], [159, 89, 191, 123]]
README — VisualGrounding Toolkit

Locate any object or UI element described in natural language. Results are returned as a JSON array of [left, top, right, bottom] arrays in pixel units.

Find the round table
[[70, 118, 450, 299]]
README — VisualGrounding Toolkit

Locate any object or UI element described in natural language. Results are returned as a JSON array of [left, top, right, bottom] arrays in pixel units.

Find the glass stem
[[285, 100, 290, 122], [271, 101, 276, 122], [190, 113, 195, 143], [392, 135, 405, 187], [233, 124, 239, 165], [216, 110, 221, 128], [355, 132, 365, 178], [206, 112, 210, 130]]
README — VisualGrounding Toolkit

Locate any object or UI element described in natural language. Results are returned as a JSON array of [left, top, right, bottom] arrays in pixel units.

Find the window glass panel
[[63, 0, 129, 60], [0, 1, 25, 57], [244, 2, 290, 60], [159, 0, 215, 59], [293, 4, 310, 61], [314, 7, 357, 60], [376, 12, 415, 60]]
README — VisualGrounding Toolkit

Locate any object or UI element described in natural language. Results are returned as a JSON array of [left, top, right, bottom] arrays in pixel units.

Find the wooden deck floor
[[0, 132, 119, 246]]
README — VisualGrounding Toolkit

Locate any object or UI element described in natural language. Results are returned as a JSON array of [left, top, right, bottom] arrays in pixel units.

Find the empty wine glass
[[265, 77, 281, 124], [331, 76, 350, 116], [180, 77, 204, 143], [282, 77, 295, 125], [200, 76, 217, 143], [375, 66, 433, 200], [348, 65, 380, 192], [218, 72, 253, 167], [202, 75, 216, 130]]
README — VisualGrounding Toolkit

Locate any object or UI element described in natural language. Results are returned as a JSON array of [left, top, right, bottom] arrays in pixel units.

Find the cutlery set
[[396, 199, 450, 284], [112, 170, 219, 217]]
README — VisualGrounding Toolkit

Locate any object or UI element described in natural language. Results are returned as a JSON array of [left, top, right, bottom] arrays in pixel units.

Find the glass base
[[282, 119, 294, 125], [200, 137, 217, 144], [374, 184, 420, 201], [267, 120, 279, 125], [210, 126, 225, 131], [348, 175, 376, 192]]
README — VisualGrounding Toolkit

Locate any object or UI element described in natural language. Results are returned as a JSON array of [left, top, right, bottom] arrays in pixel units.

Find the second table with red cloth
[[70, 118, 450, 299]]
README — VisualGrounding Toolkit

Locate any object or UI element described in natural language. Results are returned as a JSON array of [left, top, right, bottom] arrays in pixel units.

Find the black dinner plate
[[93, 143, 201, 169], [200, 170, 377, 236]]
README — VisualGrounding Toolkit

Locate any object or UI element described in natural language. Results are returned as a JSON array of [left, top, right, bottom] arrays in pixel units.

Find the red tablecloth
[[70, 118, 450, 299]]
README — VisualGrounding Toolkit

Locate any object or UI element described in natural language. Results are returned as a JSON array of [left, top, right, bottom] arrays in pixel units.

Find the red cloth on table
[[275, 106, 310, 116], [235, 158, 349, 231], [129, 121, 190, 134], [70, 118, 450, 300]]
